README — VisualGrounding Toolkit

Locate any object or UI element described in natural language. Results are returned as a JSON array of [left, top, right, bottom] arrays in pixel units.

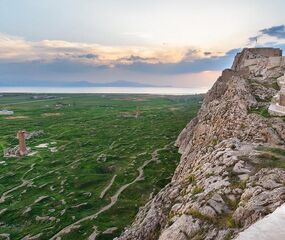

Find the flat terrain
[[0, 93, 202, 240]]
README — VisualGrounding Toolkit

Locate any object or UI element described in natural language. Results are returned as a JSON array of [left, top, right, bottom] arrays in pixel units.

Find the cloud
[[118, 48, 239, 75], [77, 53, 98, 59], [122, 32, 152, 38], [204, 52, 212, 56], [248, 25, 285, 46], [248, 36, 258, 44], [260, 25, 285, 39], [117, 55, 159, 64], [0, 33, 241, 88], [0, 33, 189, 65], [0, 46, 236, 89], [0, 32, 231, 67], [0, 32, 238, 80]]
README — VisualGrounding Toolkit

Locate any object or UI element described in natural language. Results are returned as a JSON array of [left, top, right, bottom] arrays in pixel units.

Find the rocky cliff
[[118, 48, 285, 240]]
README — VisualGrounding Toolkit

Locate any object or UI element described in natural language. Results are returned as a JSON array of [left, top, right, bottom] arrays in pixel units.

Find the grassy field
[[0, 93, 202, 240]]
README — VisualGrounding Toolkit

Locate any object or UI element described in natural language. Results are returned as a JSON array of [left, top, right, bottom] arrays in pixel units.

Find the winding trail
[[0, 163, 36, 203], [0, 146, 81, 204], [100, 174, 117, 199], [50, 144, 171, 240], [0, 180, 30, 203], [88, 226, 99, 240], [21, 163, 36, 180]]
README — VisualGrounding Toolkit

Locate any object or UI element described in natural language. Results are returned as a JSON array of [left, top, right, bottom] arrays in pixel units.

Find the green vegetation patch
[[248, 106, 270, 118], [0, 93, 202, 239], [254, 146, 285, 169]]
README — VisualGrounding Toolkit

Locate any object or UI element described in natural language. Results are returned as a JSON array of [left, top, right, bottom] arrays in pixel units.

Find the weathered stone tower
[[17, 130, 27, 156]]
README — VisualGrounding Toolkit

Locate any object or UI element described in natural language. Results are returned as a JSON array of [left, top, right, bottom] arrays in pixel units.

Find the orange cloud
[[0, 33, 229, 66]]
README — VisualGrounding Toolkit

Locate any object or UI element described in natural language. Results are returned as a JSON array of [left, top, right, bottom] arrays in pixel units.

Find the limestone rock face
[[118, 48, 285, 240]]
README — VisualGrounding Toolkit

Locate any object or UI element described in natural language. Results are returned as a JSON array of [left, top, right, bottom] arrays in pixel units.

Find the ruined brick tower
[[17, 130, 27, 156]]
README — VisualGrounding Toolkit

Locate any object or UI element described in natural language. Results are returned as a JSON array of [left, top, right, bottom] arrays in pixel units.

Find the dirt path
[[0, 163, 36, 204], [0, 180, 30, 203], [0, 148, 85, 205], [21, 163, 36, 180], [50, 144, 170, 240], [100, 174, 117, 199], [88, 226, 99, 240]]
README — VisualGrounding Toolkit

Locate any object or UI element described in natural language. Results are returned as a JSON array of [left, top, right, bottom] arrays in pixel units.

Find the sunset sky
[[1, 0, 285, 88]]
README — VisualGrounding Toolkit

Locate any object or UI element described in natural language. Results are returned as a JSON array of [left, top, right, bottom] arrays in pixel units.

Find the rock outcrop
[[118, 48, 285, 240], [268, 73, 285, 116]]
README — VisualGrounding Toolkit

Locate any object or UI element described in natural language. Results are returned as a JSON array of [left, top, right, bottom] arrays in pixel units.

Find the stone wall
[[245, 48, 282, 57], [232, 48, 283, 71]]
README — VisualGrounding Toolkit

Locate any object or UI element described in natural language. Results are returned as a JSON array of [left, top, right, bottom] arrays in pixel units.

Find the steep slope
[[118, 48, 285, 240]]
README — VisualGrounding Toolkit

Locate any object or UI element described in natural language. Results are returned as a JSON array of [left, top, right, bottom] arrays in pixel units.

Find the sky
[[1, 0, 285, 88]]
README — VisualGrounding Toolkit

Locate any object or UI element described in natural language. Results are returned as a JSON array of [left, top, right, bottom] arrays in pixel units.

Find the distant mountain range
[[0, 80, 170, 88]]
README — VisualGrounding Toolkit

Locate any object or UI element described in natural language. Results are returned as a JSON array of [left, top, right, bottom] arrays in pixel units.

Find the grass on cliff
[[248, 106, 271, 118], [0, 93, 202, 240], [255, 147, 285, 169]]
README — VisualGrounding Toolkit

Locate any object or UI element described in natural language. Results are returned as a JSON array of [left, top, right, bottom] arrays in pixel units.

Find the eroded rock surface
[[118, 48, 285, 240]]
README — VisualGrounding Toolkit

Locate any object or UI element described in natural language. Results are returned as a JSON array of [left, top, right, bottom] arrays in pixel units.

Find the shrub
[[188, 175, 196, 184], [192, 186, 204, 195]]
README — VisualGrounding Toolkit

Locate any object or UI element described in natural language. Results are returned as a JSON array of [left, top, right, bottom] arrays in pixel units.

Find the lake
[[0, 87, 209, 95]]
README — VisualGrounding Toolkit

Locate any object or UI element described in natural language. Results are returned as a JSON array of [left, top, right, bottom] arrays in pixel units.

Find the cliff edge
[[118, 48, 285, 240]]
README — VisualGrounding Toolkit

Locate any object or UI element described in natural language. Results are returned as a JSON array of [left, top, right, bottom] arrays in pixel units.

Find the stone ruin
[[231, 48, 285, 116], [3, 130, 29, 157], [232, 48, 283, 71], [3, 130, 43, 158], [18, 130, 28, 156], [3, 145, 21, 158], [25, 130, 44, 140]]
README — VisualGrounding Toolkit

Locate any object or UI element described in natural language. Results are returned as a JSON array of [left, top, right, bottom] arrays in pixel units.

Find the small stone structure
[[3, 130, 32, 157], [17, 130, 27, 156], [4, 146, 20, 158], [25, 130, 44, 140]]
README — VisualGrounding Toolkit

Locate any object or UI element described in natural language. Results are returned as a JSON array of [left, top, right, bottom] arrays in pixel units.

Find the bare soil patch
[[5, 116, 29, 120], [42, 113, 63, 117]]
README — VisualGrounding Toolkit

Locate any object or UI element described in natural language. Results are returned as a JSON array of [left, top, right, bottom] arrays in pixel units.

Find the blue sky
[[0, 0, 285, 88]]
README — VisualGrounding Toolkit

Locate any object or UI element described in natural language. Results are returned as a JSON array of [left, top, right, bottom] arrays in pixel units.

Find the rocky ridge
[[118, 48, 285, 240]]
